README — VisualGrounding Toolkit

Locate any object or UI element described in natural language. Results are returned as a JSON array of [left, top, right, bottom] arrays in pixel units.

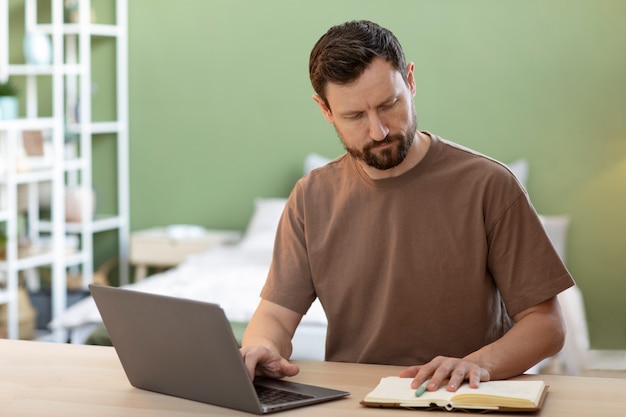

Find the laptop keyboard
[[255, 384, 314, 405]]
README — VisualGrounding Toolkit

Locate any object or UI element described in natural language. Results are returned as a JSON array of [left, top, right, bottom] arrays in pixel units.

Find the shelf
[[65, 252, 86, 268], [66, 121, 122, 135], [36, 23, 121, 38], [6, 63, 82, 76], [0, 168, 55, 184], [0, 289, 16, 305], [0, 118, 56, 130], [0, 249, 83, 273], [0, 250, 55, 271], [64, 157, 86, 172], [39, 215, 125, 234], [0, 251, 90, 272], [87, 215, 126, 233], [0, 0, 128, 341]]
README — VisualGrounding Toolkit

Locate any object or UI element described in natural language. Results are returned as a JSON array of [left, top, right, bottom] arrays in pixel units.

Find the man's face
[[314, 57, 417, 171]]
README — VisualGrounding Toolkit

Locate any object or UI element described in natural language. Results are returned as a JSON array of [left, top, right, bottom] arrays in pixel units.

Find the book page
[[451, 380, 545, 408], [363, 377, 454, 404], [363, 377, 545, 410]]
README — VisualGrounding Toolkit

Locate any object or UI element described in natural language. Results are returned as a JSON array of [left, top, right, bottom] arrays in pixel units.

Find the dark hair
[[309, 20, 407, 107]]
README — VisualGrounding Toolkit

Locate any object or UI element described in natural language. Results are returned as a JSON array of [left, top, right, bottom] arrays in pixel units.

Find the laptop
[[89, 284, 349, 414]]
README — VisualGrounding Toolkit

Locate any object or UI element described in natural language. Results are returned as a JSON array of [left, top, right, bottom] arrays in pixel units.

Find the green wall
[[8, 0, 626, 349], [127, 0, 625, 350], [129, 0, 626, 349]]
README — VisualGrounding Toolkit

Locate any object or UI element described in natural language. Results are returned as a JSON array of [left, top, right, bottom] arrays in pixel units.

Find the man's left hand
[[399, 356, 491, 392]]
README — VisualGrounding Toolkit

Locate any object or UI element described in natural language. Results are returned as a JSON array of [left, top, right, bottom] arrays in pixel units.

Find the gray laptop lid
[[89, 285, 349, 414]]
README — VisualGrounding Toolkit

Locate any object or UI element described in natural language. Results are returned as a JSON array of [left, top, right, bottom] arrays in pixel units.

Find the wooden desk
[[1, 339, 625, 416]]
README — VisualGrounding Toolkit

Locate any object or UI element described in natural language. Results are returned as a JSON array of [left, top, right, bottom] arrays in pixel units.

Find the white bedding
[[50, 243, 329, 359], [50, 245, 327, 330], [50, 198, 329, 359]]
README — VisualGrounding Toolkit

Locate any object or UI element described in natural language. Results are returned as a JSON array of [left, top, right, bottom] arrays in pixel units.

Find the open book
[[361, 377, 548, 412]]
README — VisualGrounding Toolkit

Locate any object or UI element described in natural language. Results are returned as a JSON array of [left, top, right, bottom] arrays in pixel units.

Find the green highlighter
[[414, 379, 430, 397]]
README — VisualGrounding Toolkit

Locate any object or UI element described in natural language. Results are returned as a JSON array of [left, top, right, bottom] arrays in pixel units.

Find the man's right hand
[[240, 345, 300, 381]]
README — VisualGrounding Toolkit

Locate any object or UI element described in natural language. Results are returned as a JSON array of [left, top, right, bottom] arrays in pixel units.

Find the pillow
[[303, 153, 331, 176], [506, 158, 529, 188], [239, 198, 287, 250], [538, 214, 570, 262]]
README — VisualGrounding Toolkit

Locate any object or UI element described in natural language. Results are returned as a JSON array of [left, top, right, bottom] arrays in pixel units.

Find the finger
[[404, 366, 433, 389], [468, 367, 490, 388], [422, 358, 456, 391], [281, 359, 300, 377], [446, 368, 466, 392], [399, 365, 420, 378], [240, 348, 257, 381], [410, 365, 440, 390], [255, 353, 299, 379], [407, 358, 444, 389]]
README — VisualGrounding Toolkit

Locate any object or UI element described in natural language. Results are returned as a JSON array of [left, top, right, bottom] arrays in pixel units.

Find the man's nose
[[369, 115, 389, 141]]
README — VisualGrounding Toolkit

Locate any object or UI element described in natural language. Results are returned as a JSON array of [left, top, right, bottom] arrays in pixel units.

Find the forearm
[[242, 299, 302, 359], [242, 320, 293, 359], [464, 297, 566, 380]]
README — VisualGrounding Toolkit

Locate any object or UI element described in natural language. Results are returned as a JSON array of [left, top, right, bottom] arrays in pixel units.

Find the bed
[[50, 156, 587, 371], [49, 197, 328, 359]]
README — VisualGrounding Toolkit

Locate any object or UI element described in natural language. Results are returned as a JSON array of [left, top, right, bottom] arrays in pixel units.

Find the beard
[[339, 109, 418, 171]]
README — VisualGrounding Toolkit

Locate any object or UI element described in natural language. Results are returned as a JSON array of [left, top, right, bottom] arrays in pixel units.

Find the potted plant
[[0, 80, 19, 120]]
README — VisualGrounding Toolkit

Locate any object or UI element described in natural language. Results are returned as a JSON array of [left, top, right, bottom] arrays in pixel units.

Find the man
[[241, 20, 574, 394]]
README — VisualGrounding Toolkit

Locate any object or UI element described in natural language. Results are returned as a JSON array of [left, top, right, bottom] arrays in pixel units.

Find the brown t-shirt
[[261, 133, 574, 366]]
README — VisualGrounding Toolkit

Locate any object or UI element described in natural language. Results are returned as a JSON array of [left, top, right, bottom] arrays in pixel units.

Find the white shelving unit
[[0, 0, 128, 341]]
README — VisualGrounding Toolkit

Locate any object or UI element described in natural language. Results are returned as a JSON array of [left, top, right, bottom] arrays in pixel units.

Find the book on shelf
[[361, 377, 548, 412]]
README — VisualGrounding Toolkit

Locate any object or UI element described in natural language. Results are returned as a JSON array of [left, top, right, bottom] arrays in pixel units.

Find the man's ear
[[312, 94, 334, 124], [406, 62, 416, 97]]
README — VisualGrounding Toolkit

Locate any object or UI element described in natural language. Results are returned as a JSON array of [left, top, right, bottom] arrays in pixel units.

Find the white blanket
[[50, 244, 328, 331]]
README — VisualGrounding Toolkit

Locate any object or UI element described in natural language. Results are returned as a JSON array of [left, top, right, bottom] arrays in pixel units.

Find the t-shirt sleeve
[[486, 190, 574, 317], [260, 182, 317, 316]]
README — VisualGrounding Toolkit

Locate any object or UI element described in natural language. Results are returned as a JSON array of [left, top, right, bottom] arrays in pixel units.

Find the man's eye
[[346, 113, 363, 120], [381, 101, 397, 111]]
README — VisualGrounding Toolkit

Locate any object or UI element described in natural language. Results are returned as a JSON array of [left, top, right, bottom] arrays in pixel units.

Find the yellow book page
[[450, 380, 546, 409]]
